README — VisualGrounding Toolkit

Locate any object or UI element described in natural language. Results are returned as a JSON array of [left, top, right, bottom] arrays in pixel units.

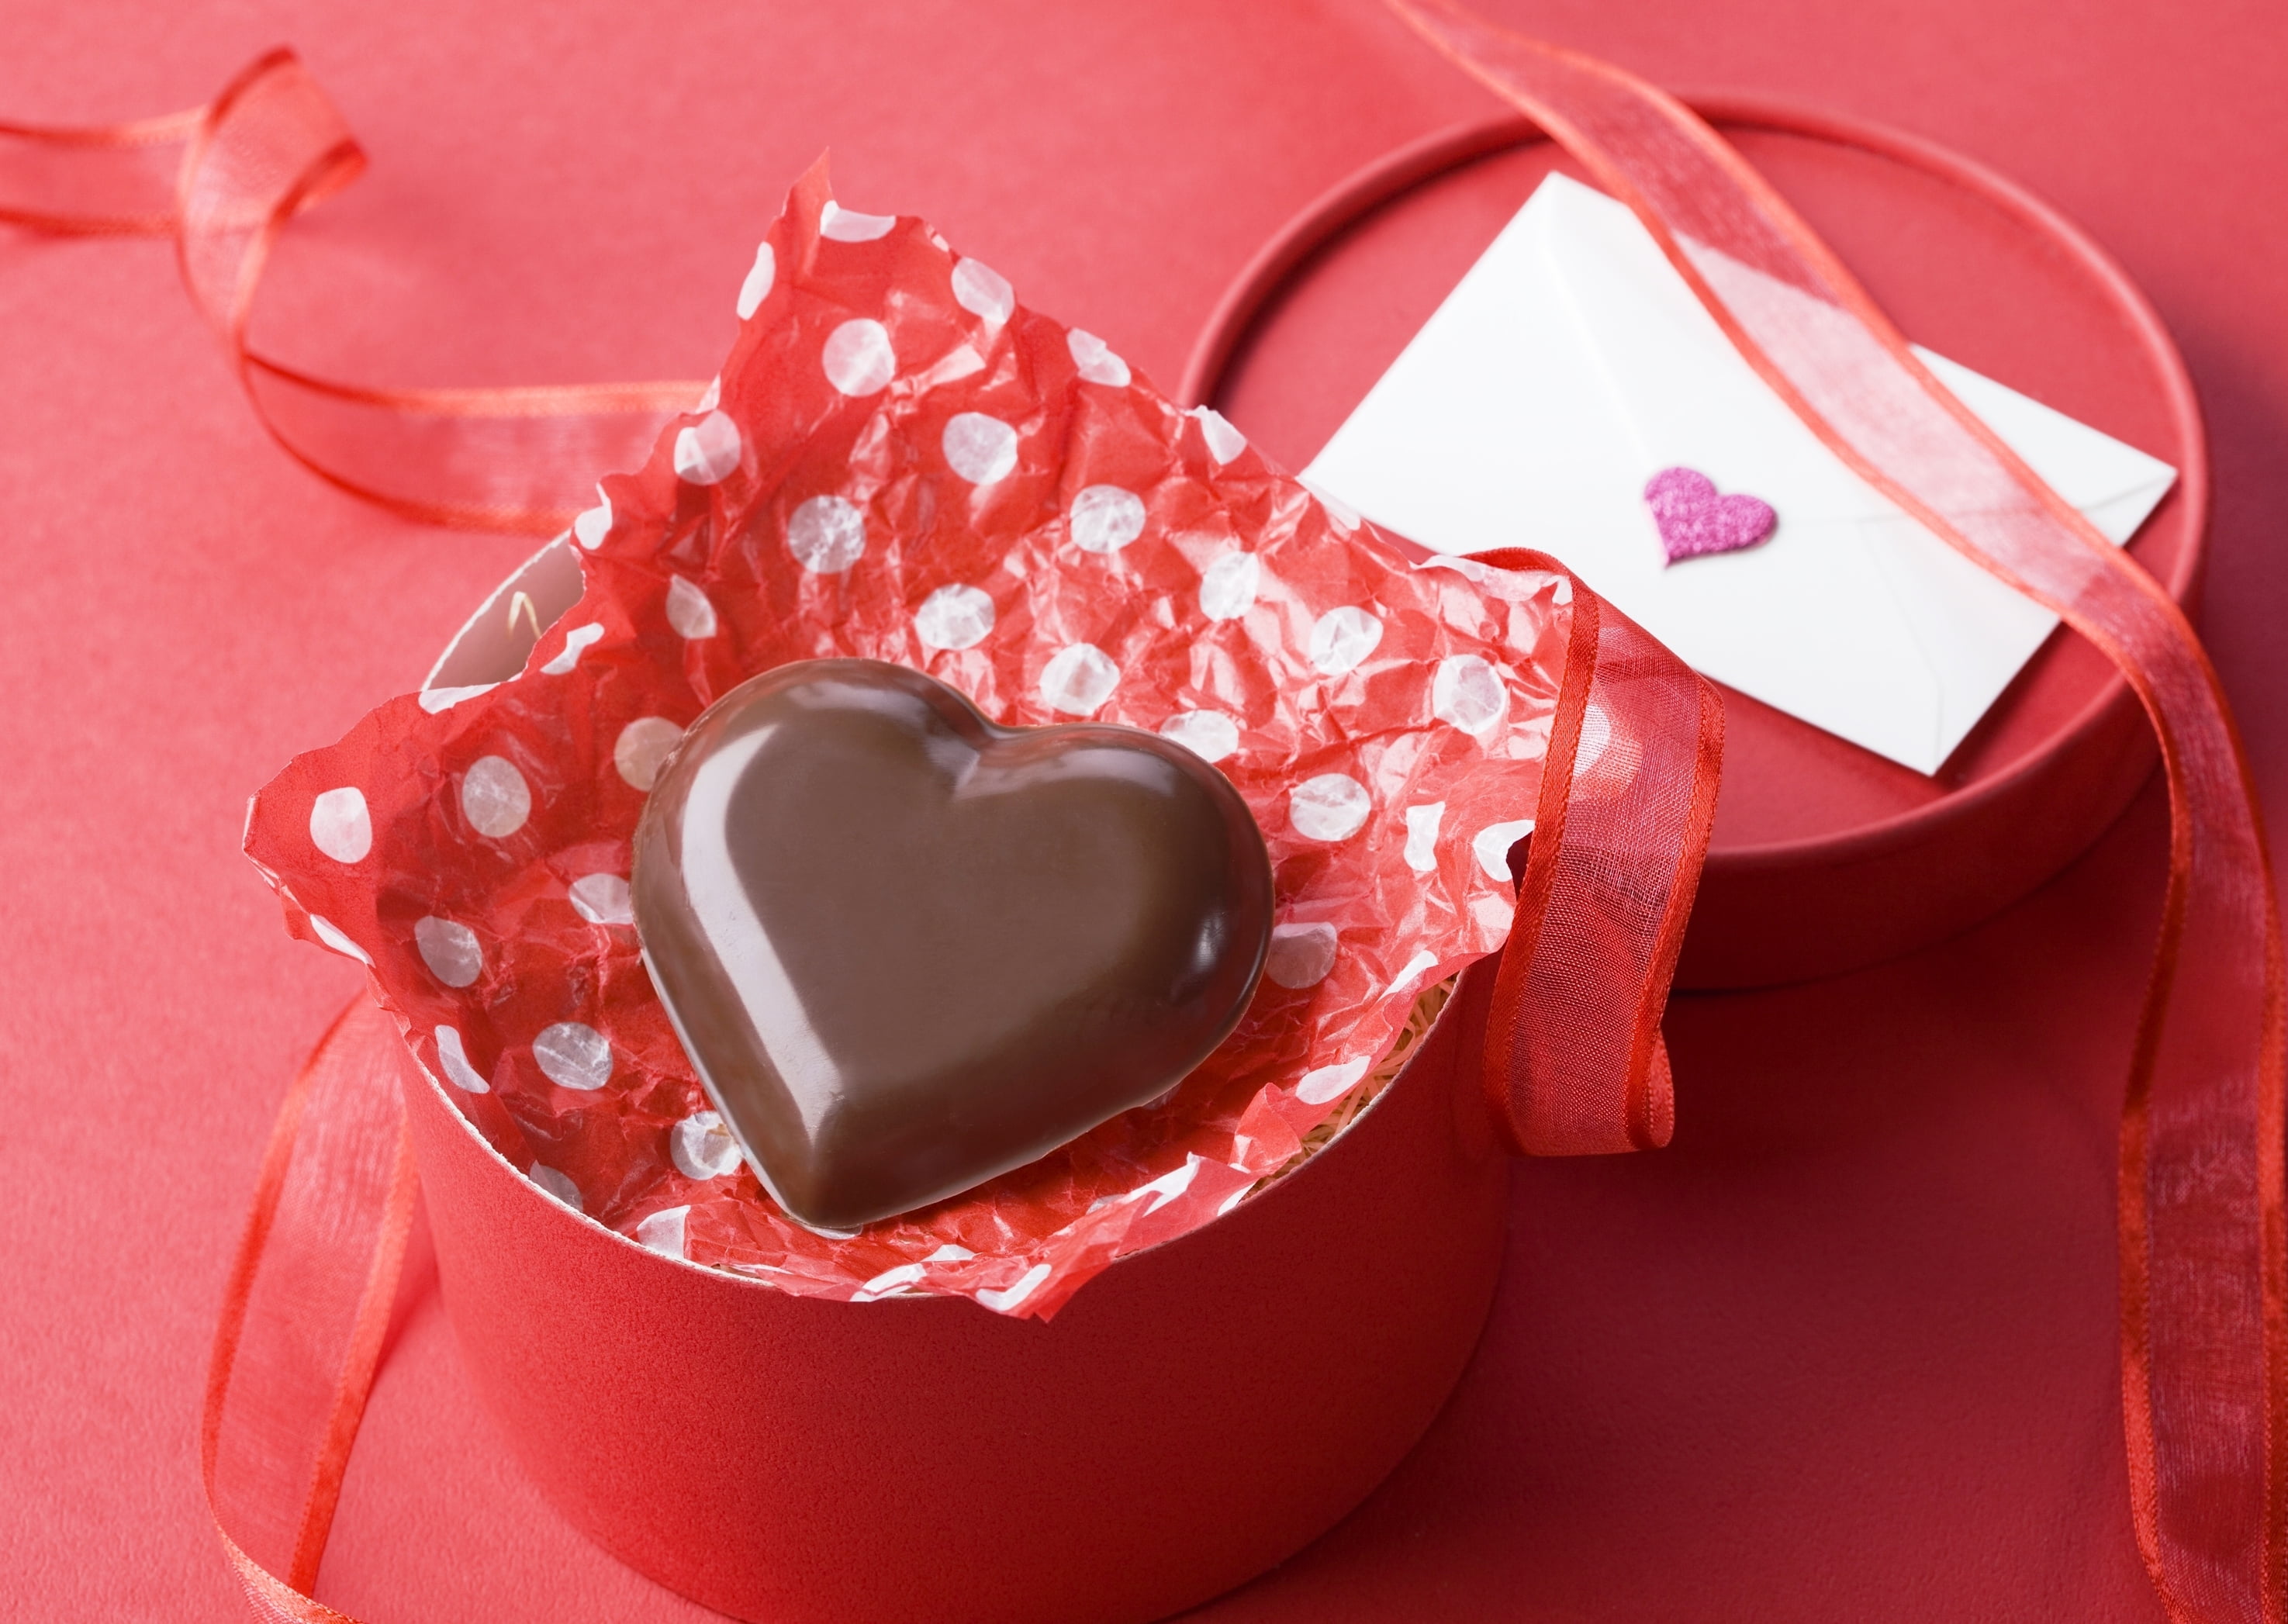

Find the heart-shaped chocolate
[[631, 659, 1274, 1231], [1643, 465, 1778, 565]]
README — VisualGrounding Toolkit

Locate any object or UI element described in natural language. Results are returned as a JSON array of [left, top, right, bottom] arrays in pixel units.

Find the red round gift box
[[399, 546, 1515, 1624], [1184, 102, 2207, 989]]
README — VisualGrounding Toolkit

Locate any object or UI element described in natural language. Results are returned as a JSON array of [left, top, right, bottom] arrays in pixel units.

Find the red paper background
[[2, 1, 2283, 1618]]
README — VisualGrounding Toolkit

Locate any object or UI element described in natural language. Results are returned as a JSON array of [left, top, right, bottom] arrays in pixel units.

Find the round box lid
[[1182, 104, 2205, 988]]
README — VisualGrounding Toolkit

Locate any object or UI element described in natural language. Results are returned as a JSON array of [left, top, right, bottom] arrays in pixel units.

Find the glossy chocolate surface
[[632, 659, 1274, 1231]]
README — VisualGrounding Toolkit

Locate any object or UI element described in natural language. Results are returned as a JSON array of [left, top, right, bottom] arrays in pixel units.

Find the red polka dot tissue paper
[[243, 160, 1571, 1320]]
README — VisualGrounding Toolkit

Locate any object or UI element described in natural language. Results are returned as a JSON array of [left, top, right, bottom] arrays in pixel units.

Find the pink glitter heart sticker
[[1643, 466, 1778, 565]]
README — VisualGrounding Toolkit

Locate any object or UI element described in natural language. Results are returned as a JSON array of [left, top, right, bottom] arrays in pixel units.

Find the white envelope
[[1301, 173, 2177, 773]]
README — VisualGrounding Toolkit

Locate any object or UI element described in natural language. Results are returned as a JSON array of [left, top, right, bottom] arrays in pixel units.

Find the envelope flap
[[1539, 173, 1885, 522]]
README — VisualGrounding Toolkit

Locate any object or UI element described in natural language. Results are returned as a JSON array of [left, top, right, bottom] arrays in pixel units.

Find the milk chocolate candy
[[631, 659, 1274, 1231]]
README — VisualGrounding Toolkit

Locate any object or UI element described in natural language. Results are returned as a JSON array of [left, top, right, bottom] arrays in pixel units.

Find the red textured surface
[[4, 2, 2285, 1620]]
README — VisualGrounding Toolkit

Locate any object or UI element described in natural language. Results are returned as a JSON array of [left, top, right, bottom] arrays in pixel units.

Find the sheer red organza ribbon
[[1381, 4, 2287, 1621], [8, 17, 2266, 1622], [1, 49, 703, 533], [202, 1000, 414, 1622], [1479, 547, 1723, 1155]]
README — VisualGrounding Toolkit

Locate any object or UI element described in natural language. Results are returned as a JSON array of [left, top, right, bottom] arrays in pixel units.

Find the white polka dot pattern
[[671, 1111, 746, 1180], [569, 872, 634, 925], [1386, 949, 1439, 998], [787, 496, 866, 573], [434, 1025, 489, 1093], [541, 624, 604, 675], [736, 242, 776, 319], [665, 576, 718, 639], [614, 717, 684, 791], [309, 788, 370, 863], [942, 413, 1020, 485], [534, 1022, 612, 1091], [976, 1263, 1052, 1313], [1296, 1056, 1370, 1106], [1068, 485, 1146, 554], [821, 319, 897, 396], [1159, 710, 1240, 764], [673, 412, 741, 485], [529, 1164, 582, 1211], [855, 1263, 926, 1301], [419, 684, 496, 714], [1190, 406, 1246, 465], [1403, 802, 1445, 873], [1198, 552, 1259, 620], [1473, 817, 1536, 882], [414, 916, 483, 987], [1133, 1161, 1199, 1215], [1264, 921, 1338, 990], [1434, 655, 1508, 735], [573, 492, 613, 550], [1290, 773, 1371, 841], [460, 756, 531, 838], [820, 201, 896, 241], [1308, 606, 1384, 676], [307, 914, 371, 965], [951, 257, 1014, 324], [914, 584, 995, 651], [635, 1205, 690, 1258], [1039, 644, 1119, 715], [1066, 329, 1130, 386]]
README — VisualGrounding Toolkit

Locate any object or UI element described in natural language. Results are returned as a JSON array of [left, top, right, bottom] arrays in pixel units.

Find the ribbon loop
[[1475, 548, 1723, 1156], [0, 48, 706, 534], [202, 998, 416, 1621]]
